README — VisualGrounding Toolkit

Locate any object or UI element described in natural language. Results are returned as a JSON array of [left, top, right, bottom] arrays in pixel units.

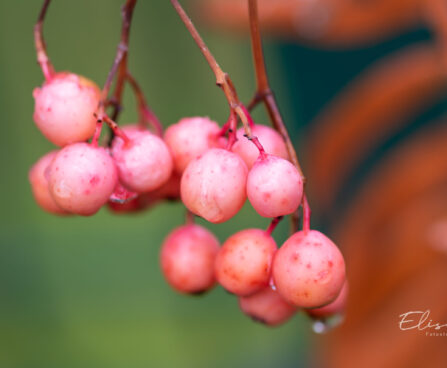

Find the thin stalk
[[34, 0, 55, 80]]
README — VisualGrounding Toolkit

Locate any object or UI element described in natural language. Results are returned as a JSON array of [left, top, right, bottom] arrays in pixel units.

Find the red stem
[[126, 71, 163, 136], [247, 0, 308, 232], [170, 0, 265, 156], [34, 0, 55, 80], [265, 216, 283, 236], [302, 195, 311, 233]]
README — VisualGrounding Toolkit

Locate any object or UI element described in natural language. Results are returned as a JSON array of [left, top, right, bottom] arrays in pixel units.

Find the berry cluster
[[29, 0, 347, 329]]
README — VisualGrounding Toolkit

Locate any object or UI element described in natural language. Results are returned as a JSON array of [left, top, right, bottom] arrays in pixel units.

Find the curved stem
[[247, 0, 308, 233], [265, 216, 283, 236], [97, 0, 136, 118], [126, 71, 163, 136], [34, 0, 55, 80], [170, 0, 265, 155]]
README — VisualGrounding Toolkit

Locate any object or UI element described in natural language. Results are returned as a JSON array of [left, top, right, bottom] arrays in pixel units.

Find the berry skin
[[181, 148, 248, 223], [215, 229, 277, 296], [28, 151, 67, 215], [239, 287, 297, 326], [247, 154, 303, 218], [48, 142, 118, 216], [164, 117, 226, 174], [307, 281, 348, 319], [160, 224, 220, 294], [33, 73, 100, 146], [232, 124, 288, 169], [111, 128, 173, 193], [272, 230, 346, 308]]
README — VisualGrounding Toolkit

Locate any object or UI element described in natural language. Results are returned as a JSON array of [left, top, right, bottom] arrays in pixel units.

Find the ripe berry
[[33, 73, 100, 146], [307, 281, 348, 319], [215, 229, 277, 296], [160, 224, 220, 294], [272, 230, 346, 308], [111, 128, 173, 193], [247, 154, 303, 218], [28, 151, 67, 215], [48, 142, 118, 216], [239, 287, 297, 326], [181, 148, 247, 223], [232, 124, 288, 169], [164, 117, 226, 174]]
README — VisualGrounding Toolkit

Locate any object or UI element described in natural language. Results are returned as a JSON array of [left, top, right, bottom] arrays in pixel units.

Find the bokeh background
[[1, 0, 447, 367]]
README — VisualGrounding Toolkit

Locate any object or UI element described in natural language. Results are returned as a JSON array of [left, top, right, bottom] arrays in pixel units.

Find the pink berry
[[272, 230, 346, 308], [164, 117, 226, 174], [48, 142, 118, 216], [33, 73, 100, 146], [232, 124, 288, 169], [239, 287, 297, 326], [215, 229, 277, 296], [181, 148, 247, 223], [160, 224, 220, 294], [247, 154, 303, 218], [28, 151, 67, 215], [111, 129, 173, 193]]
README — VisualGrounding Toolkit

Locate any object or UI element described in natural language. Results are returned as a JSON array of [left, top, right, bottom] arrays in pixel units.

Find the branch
[[95, 0, 137, 144], [170, 0, 264, 152], [247, 0, 309, 232], [34, 0, 55, 80]]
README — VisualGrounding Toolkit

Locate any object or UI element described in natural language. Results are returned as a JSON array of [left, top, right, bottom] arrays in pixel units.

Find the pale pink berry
[[48, 143, 118, 216], [272, 230, 346, 308], [247, 154, 303, 218], [33, 73, 100, 146], [28, 151, 67, 215], [111, 129, 173, 193], [239, 287, 297, 326], [181, 148, 247, 223], [215, 229, 277, 296], [164, 116, 226, 174], [160, 224, 220, 294], [307, 281, 348, 319], [232, 124, 288, 169]]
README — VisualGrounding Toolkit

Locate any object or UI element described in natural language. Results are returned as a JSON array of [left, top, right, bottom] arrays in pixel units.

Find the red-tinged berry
[[181, 148, 247, 223], [160, 224, 220, 294], [307, 281, 348, 319], [33, 73, 100, 146], [48, 142, 118, 216], [272, 230, 346, 308], [215, 229, 277, 296], [232, 124, 288, 169], [239, 287, 297, 326], [111, 128, 173, 193], [247, 154, 303, 218], [28, 151, 67, 215], [164, 117, 226, 174]]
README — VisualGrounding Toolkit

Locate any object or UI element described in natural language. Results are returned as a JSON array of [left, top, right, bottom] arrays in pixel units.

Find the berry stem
[[302, 195, 311, 234], [96, 0, 137, 131], [265, 216, 283, 236], [170, 0, 265, 156], [246, 0, 308, 232], [185, 209, 196, 225], [126, 71, 163, 136], [34, 0, 55, 81]]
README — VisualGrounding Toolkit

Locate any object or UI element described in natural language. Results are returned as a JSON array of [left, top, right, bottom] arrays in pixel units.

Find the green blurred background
[[0, 1, 312, 367]]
